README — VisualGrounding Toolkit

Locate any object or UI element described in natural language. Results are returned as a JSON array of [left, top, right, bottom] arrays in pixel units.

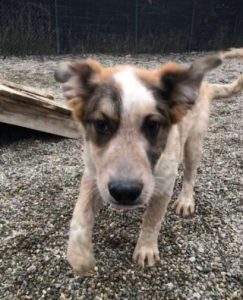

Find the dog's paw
[[133, 242, 160, 268], [172, 197, 195, 216], [67, 243, 96, 276]]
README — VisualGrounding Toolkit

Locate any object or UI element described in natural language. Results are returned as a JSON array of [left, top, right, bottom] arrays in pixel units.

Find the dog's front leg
[[67, 175, 100, 275], [133, 130, 179, 269], [133, 194, 170, 268]]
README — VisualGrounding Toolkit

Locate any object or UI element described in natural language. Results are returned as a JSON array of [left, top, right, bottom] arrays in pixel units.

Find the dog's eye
[[143, 119, 161, 137], [93, 119, 110, 135]]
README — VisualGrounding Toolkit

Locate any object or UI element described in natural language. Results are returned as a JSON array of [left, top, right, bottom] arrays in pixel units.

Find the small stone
[[166, 282, 174, 289], [196, 266, 203, 271], [189, 256, 196, 262], [27, 265, 36, 273], [192, 292, 200, 299], [198, 246, 204, 253], [202, 267, 212, 273]]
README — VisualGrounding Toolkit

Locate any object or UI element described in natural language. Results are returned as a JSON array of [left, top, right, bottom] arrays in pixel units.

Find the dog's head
[[55, 56, 221, 209]]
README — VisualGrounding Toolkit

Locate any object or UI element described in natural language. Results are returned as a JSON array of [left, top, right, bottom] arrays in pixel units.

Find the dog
[[54, 49, 243, 274]]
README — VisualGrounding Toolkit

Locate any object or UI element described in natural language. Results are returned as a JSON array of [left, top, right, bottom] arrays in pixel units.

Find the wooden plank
[[0, 84, 68, 112], [0, 94, 80, 139], [0, 81, 80, 139], [0, 80, 54, 100]]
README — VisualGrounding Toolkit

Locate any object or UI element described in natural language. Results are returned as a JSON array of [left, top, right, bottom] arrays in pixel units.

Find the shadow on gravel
[[0, 122, 63, 145]]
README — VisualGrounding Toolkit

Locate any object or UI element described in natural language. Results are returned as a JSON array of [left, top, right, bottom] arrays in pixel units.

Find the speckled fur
[[55, 48, 243, 274]]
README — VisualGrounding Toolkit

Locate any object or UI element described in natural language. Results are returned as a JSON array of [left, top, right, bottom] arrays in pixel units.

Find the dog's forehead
[[113, 68, 156, 114]]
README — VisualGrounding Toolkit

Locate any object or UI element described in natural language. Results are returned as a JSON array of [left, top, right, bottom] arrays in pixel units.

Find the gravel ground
[[0, 52, 242, 299]]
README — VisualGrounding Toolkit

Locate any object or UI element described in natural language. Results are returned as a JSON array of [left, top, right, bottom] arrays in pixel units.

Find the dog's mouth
[[109, 202, 143, 211]]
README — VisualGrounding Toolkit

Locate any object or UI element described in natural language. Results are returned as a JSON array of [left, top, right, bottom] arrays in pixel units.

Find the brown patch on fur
[[169, 106, 188, 123], [56, 61, 124, 146], [158, 62, 184, 80], [137, 62, 184, 89], [70, 60, 102, 77], [69, 97, 86, 122], [57, 61, 126, 128], [137, 63, 189, 124], [145, 129, 171, 168], [82, 80, 121, 146], [141, 111, 171, 168], [69, 60, 102, 101], [98, 65, 127, 82], [137, 57, 221, 124]]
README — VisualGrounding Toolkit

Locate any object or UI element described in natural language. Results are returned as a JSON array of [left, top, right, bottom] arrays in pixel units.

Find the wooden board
[[0, 82, 80, 139], [0, 80, 54, 100]]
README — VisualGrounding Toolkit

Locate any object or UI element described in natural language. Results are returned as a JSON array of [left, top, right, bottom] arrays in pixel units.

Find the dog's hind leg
[[67, 175, 101, 275], [172, 73, 243, 217], [172, 133, 204, 216], [172, 100, 210, 217]]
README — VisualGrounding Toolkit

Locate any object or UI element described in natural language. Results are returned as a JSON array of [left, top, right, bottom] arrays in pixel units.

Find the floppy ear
[[159, 55, 222, 123], [55, 59, 102, 100], [54, 59, 102, 120]]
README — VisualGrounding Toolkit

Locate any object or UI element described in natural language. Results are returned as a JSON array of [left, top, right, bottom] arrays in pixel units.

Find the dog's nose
[[108, 180, 143, 205]]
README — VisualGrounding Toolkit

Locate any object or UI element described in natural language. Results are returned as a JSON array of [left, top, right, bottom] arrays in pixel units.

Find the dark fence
[[0, 0, 242, 56]]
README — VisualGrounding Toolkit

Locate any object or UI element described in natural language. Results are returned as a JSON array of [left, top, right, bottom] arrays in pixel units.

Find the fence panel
[[0, 0, 242, 55]]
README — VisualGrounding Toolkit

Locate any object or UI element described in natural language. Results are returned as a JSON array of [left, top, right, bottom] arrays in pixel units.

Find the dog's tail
[[210, 48, 243, 100]]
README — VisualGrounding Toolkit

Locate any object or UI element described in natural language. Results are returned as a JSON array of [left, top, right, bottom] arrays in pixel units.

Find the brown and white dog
[[55, 49, 243, 275]]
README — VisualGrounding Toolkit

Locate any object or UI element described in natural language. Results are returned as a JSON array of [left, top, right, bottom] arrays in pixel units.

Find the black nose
[[108, 180, 143, 205]]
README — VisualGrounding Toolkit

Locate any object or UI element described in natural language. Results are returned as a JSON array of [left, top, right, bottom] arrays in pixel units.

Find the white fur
[[114, 68, 156, 114]]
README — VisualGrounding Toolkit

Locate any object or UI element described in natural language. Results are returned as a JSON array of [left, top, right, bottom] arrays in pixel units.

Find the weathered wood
[[0, 84, 68, 112], [0, 80, 54, 100], [0, 83, 80, 139]]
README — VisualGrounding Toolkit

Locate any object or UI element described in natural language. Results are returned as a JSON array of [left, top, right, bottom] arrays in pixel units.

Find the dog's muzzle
[[108, 180, 143, 207]]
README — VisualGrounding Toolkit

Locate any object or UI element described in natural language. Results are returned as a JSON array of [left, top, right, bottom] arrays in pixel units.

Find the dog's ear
[[54, 59, 102, 101], [159, 55, 222, 123], [54, 60, 102, 121]]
